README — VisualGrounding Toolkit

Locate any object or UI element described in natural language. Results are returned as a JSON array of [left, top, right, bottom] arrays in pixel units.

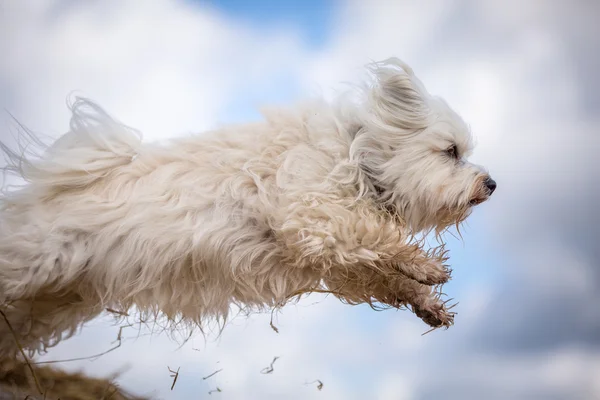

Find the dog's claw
[[413, 302, 455, 328]]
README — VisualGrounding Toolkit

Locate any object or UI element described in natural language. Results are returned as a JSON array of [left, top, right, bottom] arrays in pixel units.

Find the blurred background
[[0, 0, 599, 399]]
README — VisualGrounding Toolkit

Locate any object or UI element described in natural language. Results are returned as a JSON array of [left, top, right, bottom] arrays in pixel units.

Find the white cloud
[[0, 0, 308, 140]]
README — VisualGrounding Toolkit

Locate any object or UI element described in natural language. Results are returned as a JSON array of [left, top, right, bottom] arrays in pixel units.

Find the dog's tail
[[1, 97, 142, 191]]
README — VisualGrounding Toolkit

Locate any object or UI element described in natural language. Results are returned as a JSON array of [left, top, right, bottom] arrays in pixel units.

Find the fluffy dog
[[0, 58, 495, 358]]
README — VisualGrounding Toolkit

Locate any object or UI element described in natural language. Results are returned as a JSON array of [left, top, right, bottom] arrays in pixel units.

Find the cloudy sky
[[1, 0, 599, 399]]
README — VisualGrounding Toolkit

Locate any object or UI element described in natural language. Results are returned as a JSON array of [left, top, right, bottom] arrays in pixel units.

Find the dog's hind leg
[[0, 232, 101, 359], [0, 291, 102, 359], [0, 228, 92, 305]]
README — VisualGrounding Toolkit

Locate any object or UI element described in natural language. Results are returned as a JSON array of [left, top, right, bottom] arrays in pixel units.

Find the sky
[[0, 0, 599, 399]]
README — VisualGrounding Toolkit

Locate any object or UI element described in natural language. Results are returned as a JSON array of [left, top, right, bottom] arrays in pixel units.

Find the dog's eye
[[445, 144, 458, 159]]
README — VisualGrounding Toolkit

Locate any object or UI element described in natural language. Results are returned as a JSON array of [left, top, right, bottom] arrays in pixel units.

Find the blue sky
[[0, 1, 599, 399], [199, 0, 335, 47], [193, 0, 337, 124]]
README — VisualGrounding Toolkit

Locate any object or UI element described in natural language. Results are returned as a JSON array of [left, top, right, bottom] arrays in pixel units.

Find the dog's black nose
[[484, 177, 497, 195]]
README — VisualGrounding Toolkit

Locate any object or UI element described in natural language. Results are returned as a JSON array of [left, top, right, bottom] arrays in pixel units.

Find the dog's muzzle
[[469, 175, 496, 206]]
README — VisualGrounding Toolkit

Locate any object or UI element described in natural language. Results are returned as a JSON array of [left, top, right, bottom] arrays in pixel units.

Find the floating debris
[[167, 366, 180, 391], [260, 357, 279, 374], [202, 369, 223, 380], [305, 380, 324, 391]]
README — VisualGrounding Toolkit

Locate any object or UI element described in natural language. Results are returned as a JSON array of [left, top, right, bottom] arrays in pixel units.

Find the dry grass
[[167, 366, 180, 391], [0, 358, 147, 400], [201, 369, 222, 380], [208, 387, 221, 395]]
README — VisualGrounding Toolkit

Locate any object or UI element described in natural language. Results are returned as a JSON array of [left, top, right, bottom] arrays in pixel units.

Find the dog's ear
[[368, 58, 431, 130]]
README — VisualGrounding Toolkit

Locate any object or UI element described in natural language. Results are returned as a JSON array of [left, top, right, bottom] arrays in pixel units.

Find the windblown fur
[[0, 58, 495, 358]]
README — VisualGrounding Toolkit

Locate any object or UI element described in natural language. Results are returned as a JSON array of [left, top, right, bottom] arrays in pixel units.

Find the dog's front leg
[[277, 198, 450, 286], [391, 244, 451, 286], [276, 198, 411, 270], [277, 199, 401, 269]]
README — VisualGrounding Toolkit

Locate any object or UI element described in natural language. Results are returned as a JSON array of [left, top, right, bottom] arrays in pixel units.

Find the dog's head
[[352, 58, 496, 233]]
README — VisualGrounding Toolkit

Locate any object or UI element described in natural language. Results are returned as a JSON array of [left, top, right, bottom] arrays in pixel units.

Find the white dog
[[0, 58, 495, 358]]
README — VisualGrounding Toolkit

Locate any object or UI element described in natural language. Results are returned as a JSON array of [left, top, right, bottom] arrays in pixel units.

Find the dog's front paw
[[413, 301, 455, 328]]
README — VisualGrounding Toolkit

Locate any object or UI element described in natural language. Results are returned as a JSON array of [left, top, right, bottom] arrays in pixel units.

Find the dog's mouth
[[469, 196, 487, 206], [468, 177, 496, 206]]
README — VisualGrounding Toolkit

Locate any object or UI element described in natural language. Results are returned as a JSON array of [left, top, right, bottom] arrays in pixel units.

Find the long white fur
[[0, 58, 493, 357]]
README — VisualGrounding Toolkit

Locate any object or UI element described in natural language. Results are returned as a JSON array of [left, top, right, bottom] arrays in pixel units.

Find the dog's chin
[[426, 206, 472, 235]]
